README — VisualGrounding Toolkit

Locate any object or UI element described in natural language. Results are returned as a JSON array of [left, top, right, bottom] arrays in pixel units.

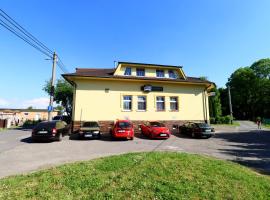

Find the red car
[[140, 121, 171, 139], [111, 120, 134, 140]]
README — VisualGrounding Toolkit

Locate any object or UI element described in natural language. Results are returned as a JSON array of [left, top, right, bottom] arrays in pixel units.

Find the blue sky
[[1, 0, 270, 108]]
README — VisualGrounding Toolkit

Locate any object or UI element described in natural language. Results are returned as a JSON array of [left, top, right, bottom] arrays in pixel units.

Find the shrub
[[223, 115, 232, 124]]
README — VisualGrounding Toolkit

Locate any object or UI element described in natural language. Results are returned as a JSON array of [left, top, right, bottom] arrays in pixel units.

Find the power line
[[0, 9, 53, 55], [0, 18, 52, 58], [57, 56, 69, 73], [0, 9, 70, 73]]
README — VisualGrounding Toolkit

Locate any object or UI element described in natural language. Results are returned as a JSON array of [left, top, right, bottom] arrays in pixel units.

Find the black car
[[32, 120, 69, 142], [179, 122, 215, 138], [77, 121, 101, 139]]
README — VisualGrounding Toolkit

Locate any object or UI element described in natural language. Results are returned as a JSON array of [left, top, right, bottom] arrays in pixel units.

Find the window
[[156, 69, 165, 78], [168, 70, 177, 78], [137, 96, 146, 111], [136, 68, 145, 76], [156, 96, 165, 111], [124, 67, 131, 76], [170, 97, 178, 111], [123, 95, 132, 111]]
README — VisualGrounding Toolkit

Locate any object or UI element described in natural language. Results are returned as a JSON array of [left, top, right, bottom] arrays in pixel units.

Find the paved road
[[0, 121, 269, 178]]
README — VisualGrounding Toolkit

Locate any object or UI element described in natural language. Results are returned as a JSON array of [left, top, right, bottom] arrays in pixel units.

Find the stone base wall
[[72, 120, 204, 135]]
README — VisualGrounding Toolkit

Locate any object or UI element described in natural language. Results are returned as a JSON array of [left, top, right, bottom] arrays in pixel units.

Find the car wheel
[[191, 132, 195, 138], [98, 133, 101, 139], [130, 137, 134, 140], [57, 133, 63, 142]]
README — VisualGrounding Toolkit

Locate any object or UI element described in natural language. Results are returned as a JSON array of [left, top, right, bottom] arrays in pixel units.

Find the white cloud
[[0, 98, 9, 107], [22, 97, 50, 109]]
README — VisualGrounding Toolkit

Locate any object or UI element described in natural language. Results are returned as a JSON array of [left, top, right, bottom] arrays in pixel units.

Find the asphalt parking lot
[[0, 121, 269, 178]]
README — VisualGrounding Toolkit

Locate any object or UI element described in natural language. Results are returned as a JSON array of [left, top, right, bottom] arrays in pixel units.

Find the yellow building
[[63, 62, 214, 132]]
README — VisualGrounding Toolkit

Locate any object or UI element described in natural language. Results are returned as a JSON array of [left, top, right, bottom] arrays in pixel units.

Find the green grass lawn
[[0, 152, 269, 199], [263, 124, 270, 129]]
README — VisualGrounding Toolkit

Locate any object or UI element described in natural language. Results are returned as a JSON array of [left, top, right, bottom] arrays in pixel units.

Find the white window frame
[[123, 95, 132, 111], [156, 69, 165, 78], [136, 68, 145, 77], [137, 96, 146, 111], [124, 67, 131, 76], [170, 96, 179, 111], [156, 96, 165, 111]]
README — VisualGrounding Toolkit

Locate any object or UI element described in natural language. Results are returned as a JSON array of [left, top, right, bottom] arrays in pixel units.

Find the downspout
[[71, 81, 77, 132], [204, 84, 213, 124]]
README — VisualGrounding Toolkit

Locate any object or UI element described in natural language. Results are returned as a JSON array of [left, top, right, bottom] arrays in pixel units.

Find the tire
[[57, 133, 63, 142], [130, 137, 134, 140], [98, 133, 101, 139], [191, 132, 195, 138]]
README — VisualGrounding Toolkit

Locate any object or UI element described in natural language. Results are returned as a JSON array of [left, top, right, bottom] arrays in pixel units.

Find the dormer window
[[124, 67, 131, 76], [168, 70, 177, 79], [156, 69, 165, 78], [136, 68, 145, 77]]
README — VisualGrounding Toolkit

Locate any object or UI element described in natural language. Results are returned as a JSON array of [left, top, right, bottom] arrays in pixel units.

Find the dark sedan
[[32, 120, 69, 142], [77, 121, 101, 139], [179, 122, 215, 138]]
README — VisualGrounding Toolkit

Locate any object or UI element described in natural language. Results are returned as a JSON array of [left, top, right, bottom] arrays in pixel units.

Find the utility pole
[[48, 52, 57, 121], [228, 86, 233, 124]]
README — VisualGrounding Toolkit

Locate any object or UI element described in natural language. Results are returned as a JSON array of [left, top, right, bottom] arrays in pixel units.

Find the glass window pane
[[169, 70, 177, 78], [156, 70, 164, 78], [123, 95, 132, 110], [138, 96, 146, 110], [170, 97, 178, 111], [156, 96, 165, 111], [124, 67, 131, 76], [136, 68, 145, 76]]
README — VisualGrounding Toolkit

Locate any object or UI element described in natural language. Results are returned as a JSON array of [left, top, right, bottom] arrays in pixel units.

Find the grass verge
[[0, 152, 269, 199]]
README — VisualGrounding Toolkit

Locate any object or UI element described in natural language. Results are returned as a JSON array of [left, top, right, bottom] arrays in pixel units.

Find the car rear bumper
[[32, 134, 57, 141], [80, 132, 101, 139], [152, 133, 170, 139], [112, 132, 133, 138]]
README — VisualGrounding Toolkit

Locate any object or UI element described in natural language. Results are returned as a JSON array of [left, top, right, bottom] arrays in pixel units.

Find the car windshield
[[118, 122, 131, 128], [82, 122, 99, 128], [197, 123, 210, 128], [35, 122, 56, 129], [150, 122, 165, 127], [53, 116, 61, 120]]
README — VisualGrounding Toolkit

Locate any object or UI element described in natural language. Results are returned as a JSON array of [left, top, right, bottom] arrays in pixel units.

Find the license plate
[[38, 131, 47, 134], [205, 129, 211, 132], [160, 134, 167, 137], [85, 134, 92, 138]]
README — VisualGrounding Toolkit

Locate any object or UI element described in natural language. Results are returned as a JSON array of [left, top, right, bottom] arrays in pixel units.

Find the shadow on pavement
[[215, 130, 270, 175]]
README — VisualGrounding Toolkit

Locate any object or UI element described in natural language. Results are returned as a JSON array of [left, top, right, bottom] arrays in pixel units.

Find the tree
[[250, 58, 270, 79], [227, 67, 257, 119], [43, 79, 73, 117], [225, 59, 270, 120], [27, 106, 33, 110], [209, 87, 222, 119]]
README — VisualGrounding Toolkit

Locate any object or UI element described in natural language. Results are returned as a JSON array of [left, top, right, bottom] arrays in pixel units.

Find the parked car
[[53, 115, 71, 134], [179, 122, 215, 138], [77, 121, 101, 139], [111, 120, 134, 140], [140, 121, 171, 139], [32, 120, 69, 142]]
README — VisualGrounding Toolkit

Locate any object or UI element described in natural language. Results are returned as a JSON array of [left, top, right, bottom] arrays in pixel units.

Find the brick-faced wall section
[[72, 120, 204, 136]]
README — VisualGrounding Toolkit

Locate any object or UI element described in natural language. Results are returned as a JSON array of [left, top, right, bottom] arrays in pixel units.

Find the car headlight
[[93, 131, 99, 134]]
